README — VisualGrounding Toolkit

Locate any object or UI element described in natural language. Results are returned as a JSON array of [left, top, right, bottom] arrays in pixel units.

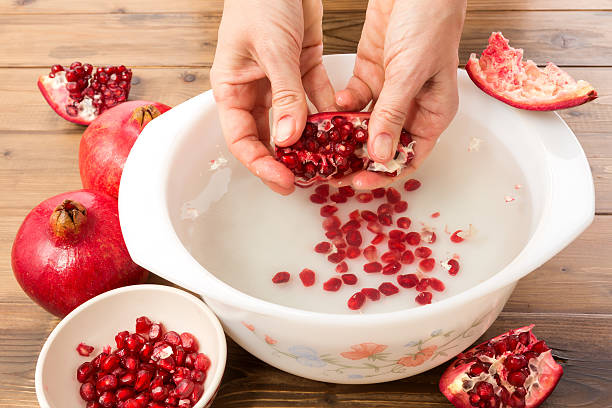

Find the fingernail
[[275, 115, 295, 143], [373, 133, 393, 161]]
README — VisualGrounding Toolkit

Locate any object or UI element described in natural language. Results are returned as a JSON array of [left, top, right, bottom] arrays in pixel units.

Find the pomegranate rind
[[439, 325, 563, 408], [466, 32, 597, 111], [38, 75, 91, 125]]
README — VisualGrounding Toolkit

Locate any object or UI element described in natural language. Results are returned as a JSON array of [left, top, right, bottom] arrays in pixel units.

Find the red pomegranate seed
[[148, 323, 163, 341], [361, 288, 381, 301], [338, 186, 355, 197], [378, 213, 393, 226], [330, 193, 347, 203], [346, 246, 361, 259], [347, 292, 366, 310], [363, 262, 382, 273], [332, 237, 347, 249], [314, 241, 332, 254], [328, 250, 346, 263], [356, 192, 374, 203], [299, 268, 316, 286], [101, 354, 121, 371], [405, 231, 421, 245], [310, 194, 327, 204], [342, 274, 358, 285], [96, 374, 118, 392], [326, 229, 342, 239], [400, 250, 415, 264], [115, 331, 129, 349], [272, 271, 290, 283], [415, 247, 432, 258], [377, 203, 393, 215], [190, 369, 206, 384], [382, 261, 401, 275], [431, 211, 440, 218], [379, 282, 399, 296], [77, 342, 95, 356], [363, 245, 378, 262], [388, 240, 406, 252], [323, 277, 342, 292], [336, 261, 348, 273], [367, 222, 383, 234], [389, 230, 405, 241], [451, 230, 464, 243], [77, 362, 95, 383], [397, 217, 412, 229], [80, 382, 96, 401], [116, 387, 135, 401], [98, 391, 117, 408], [349, 209, 361, 220], [423, 231, 437, 244], [371, 188, 386, 198], [419, 258, 436, 272], [416, 278, 430, 292], [394, 201, 408, 213], [361, 210, 378, 222], [193, 353, 211, 371], [315, 184, 329, 197], [430, 278, 445, 292], [135, 316, 152, 334], [404, 179, 421, 191], [118, 372, 136, 387], [320, 205, 338, 217], [346, 230, 363, 246], [397, 273, 419, 288], [386, 187, 401, 203], [447, 259, 460, 275], [322, 216, 341, 231], [371, 233, 385, 245], [381, 251, 399, 263], [341, 219, 361, 233], [415, 291, 433, 305]]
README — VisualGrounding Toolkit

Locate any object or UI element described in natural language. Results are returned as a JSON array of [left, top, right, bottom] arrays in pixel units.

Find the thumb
[[264, 54, 309, 147], [367, 69, 422, 163]]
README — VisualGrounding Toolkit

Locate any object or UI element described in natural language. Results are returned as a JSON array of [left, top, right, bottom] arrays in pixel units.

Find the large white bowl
[[118, 54, 594, 384]]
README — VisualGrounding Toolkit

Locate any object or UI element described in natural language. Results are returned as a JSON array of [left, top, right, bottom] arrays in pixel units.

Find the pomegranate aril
[[419, 258, 436, 272], [322, 215, 341, 231], [361, 288, 381, 301], [349, 209, 361, 220], [388, 230, 405, 241], [508, 370, 528, 387], [347, 292, 366, 310], [393, 201, 408, 213], [363, 262, 382, 273], [115, 331, 129, 349], [330, 193, 347, 203], [416, 278, 430, 292], [531, 340, 549, 354], [176, 379, 195, 398], [414, 247, 432, 258], [400, 250, 415, 264], [381, 251, 400, 263], [504, 354, 528, 371], [342, 274, 358, 285], [346, 230, 363, 246], [415, 291, 433, 305], [96, 374, 118, 392], [341, 219, 361, 233], [314, 241, 332, 254], [361, 210, 378, 222], [320, 205, 338, 217], [332, 236, 347, 248], [190, 369, 206, 384], [148, 323, 163, 342], [363, 245, 378, 262], [371, 233, 385, 245], [397, 217, 412, 229], [327, 250, 346, 263], [335, 261, 348, 274], [116, 387, 134, 401], [372, 188, 386, 198], [388, 240, 406, 252], [378, 282, 399, 296], [193, 353, 211, 372], [80, 382, 97, 401], [346, 246, 361, 259], [118, 372, 137, 387], [86, 402, 102, 408], [338, 185, 355, 197], [356, 192, 374, 203], [405, 231, 421, 245], [404, 179, 421, 191], [121, 356, 139, 371], [386, 187, 401, 203], [134, 370, 152, 391], [135, 316, 152, 334], [323, 277, 342, 292], [367, 222, 384, 234], [382, 261, 401, 275], [272, 271, 290, 283], [397, 274, 419, 288], [378, 213, 393, 226], [429, 278, 445, 292], [447, 259, 460, 275], [101, 354, 121, 372], [299, 268, 316, 287], [315, 184, 330, 197], [326, 229, 342, 239], [77, 342, 95, 356], [377, 203, 393, 215], [126, 334, 145, 352], [77, 362, 96, 383], [98, 391, 117, 408], [450, 230, 464, 243]]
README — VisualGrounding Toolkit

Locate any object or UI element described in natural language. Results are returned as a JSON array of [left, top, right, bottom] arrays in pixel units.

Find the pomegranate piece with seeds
[[466, 32, 596, 111], [275, 112, 415, 186], [38, 62, 133, 125], [439, 325, 563, 408]]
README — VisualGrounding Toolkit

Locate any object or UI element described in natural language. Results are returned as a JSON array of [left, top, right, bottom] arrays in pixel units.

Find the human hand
[[211, 0, 337, 195], [335, 0, 466, 190]]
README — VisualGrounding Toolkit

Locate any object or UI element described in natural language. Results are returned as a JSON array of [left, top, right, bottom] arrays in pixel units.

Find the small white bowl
[[35, 284, 227, 408]]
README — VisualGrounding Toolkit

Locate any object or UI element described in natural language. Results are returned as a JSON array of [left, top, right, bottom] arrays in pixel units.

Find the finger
[[351, 167, 412, 190], [302, 61, 337, 112], [335, 75, 373, 112]]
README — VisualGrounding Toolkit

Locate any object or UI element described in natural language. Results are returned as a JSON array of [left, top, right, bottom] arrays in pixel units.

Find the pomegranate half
[[466, 32, 597, 111], [11, 190, 148, 317], [274, 112, 415, 187], [79, 101, 171, 198], [439, 325, 563, 408]]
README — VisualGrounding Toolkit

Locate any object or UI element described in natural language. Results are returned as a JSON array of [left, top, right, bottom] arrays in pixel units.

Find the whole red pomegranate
[[79, 100, 171, 198], [11, 190, 148, 317]]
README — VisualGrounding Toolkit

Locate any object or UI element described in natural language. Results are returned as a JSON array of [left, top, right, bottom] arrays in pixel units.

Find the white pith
[[44, 70, 97, 121]]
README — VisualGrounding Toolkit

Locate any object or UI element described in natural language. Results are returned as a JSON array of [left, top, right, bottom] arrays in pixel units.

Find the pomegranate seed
[[176, 379, 195, 398], [388, 240, 406, 252], [98, 391, 116, 408], [330, 193, 347, 203], [180, 333, 198, 353], [397, 217, 411, 229], [386, 187, 401, 203], [400, 250, 415, 264], [361, 288, 381, 301], [342, 274, 358, 285], [156, 356, 176, 372], [451, 230, 464, 243], [431, 211, 440, 218], [405, 231, 421, 245], [135, 316, 152, 334], [341, 219, 361, 233], [389, 230, 405, 241], [126, 334, 145, 352], [334, 238, 348, 250], [349, 209, 361, 220], [346, 230, 363, 246], [377, 203, 393, 215], [102, 345, 112, 354], [415, 247, 432, 258], [96, 374, 118, 392], [371, 233, 385, 245], [150, 384, 168, 401], [531, 340, 549, 354], [335, 261, 348, 273], [92, 352, 108, 369], [328, 250, 346, 263], [505, 354, 528, 371], [118, 372, 136, 387], [315, 184, 329, 197], [476, 382, 495, 397], [397, 274, 419, 288], [320, 205, 338, 217], [356, 192, 374, 203], [77, 342, 95, 356], [367, 222, 383, 234], [322, 215, 341, 231], [429, 278, 445, 292], [314, 241, 332, 254], [378, 213, 393, 226], [419, 258, 436, 272], [371, 188, 386, 198], [379, 282, 399, 296], [190, 369, 206, 384], [193, 354, 211, 371], [115, 331, 129, 349], [416, 278, 430, 292], [404, 179, 421, 191], [363, 262, 382, 273], [381, 251, 399, 263], [338, 186, 355, 197], [363, 245, 377, 261], [149, 323, 163, 342], [382, 261, 401, 275], [272, 271, 290, 283], [101, 354, 120, 372], [393, 201, 408, 213], [77, 362, 96, 383], [347, 292, 366, 310], [323, 277, 342, 292], [361, 210, 377, 222], [190, 384, 204, 404], [121, 356, 139, 371], [80, 382, 97, 401], [415, 291, 433, 305], [310, 194, 327, 204], [423, 231, 437, 244], [116, 387, 134, 401], [346, 246, 361, 259], [508, 370, 527, 387], [326, 229, 342, 239]]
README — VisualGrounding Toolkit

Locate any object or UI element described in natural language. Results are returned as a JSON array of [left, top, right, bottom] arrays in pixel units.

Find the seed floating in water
[[394, 201, 408, 213], [379, 282, 399, 296], [320, 205, 338, 217], [451, 230, 465, 243], [347, 292, 366, 310], [299, 268, 316, 287], [272, 271, 290, 284], [315, 184, 329, 197], [400, 250, 415, 264], [397, 273, 419, 288], [405, 232, 421, 246], [397, 217, 412, 229], [323, 277, 342, 292], [419, 258, 436, 272], [361, 287, 381, 301], [363, 262, 383, 273], [415, 247, 432, 258], [386, 187, 401, 203], [342, 274, 358, 285], [356, 192, 374, 203], [371, 188, 386, 198], [314, 241, 332, 254], [447, 259, 460, 275], [404, 179, 421, 191], [310, 194, 327, 204], [336, 261, 348, 274], [415, 291, 433, 305]]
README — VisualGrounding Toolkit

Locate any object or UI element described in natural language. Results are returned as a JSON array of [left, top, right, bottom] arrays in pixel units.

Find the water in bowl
[[176, 114, 533, 314]]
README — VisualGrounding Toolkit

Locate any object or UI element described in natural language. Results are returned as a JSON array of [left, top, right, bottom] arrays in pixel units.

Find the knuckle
[[375, 105, 407, 128], [271, 89, 304, 109]]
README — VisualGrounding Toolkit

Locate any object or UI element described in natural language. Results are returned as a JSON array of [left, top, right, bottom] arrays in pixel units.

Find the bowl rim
[[34, 284, 227, 408]]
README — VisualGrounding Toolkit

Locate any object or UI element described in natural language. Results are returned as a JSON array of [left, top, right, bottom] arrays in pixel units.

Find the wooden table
[[1, 1, 611, 407]]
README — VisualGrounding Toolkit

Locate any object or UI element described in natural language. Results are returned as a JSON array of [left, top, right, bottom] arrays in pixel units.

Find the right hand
[[211, 0, 337, 195]]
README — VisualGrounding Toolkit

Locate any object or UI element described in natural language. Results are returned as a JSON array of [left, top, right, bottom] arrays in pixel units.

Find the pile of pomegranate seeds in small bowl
[[35, 285, 227, 408]]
